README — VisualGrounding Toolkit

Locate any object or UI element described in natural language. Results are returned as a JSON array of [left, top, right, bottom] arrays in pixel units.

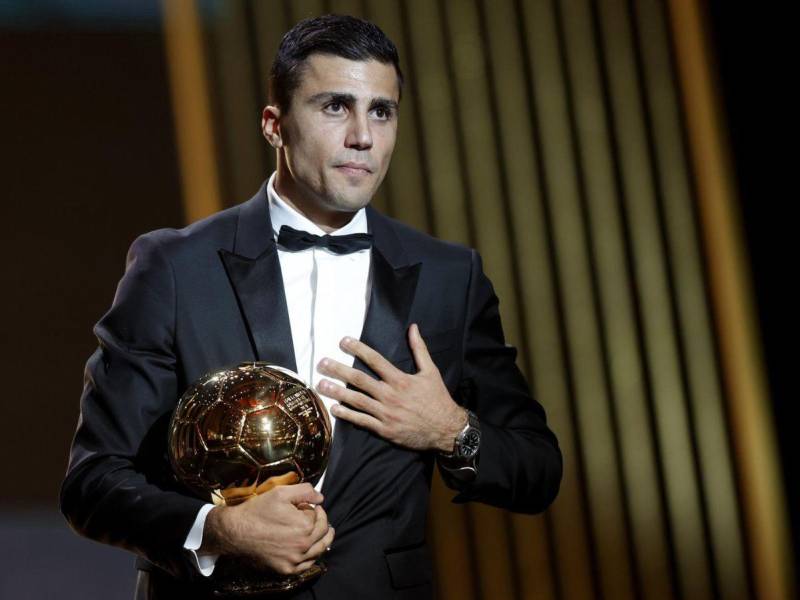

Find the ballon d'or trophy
[[169, 362, 332, 596]]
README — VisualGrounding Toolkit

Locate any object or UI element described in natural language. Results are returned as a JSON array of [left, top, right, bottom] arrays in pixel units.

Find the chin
[[337, 199, 371, 213], [327, 192, 372, 212]]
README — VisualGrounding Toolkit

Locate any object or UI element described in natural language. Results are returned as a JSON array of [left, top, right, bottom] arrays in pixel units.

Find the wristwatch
[[439, 409, 481, 481]]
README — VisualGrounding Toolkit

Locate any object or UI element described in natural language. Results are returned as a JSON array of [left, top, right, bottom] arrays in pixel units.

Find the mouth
[[334, 163, 373, 176]]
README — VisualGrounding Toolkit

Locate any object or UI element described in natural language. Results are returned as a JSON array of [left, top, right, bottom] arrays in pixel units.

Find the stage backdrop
[[0, 1, 790, 599], [161, 1, 792, 600]]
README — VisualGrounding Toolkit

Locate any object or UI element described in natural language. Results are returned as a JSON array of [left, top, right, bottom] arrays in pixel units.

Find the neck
[[274, 164, 356, 234]]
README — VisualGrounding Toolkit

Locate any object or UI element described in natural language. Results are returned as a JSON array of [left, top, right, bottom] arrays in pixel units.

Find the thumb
[[283, 482, 324, 506]]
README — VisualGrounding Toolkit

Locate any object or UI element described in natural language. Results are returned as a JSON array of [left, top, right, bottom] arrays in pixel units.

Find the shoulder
[[373, 209, 475, 267], [127, 203, 241, 264]]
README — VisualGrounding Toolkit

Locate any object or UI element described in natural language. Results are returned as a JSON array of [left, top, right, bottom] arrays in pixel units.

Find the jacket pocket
[[384, 543, 433, 589]]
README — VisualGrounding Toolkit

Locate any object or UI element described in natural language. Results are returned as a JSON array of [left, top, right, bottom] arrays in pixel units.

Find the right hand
[[202, 483, 335, 576]]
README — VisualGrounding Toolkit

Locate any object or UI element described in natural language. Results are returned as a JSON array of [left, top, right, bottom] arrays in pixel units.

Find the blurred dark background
[[1, 1, 180, 597], [0, 1, 794, 598], [706, 0, 797, 582]]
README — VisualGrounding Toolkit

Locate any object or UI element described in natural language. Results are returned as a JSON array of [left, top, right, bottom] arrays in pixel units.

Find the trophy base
[[212, 560, 326, 597]]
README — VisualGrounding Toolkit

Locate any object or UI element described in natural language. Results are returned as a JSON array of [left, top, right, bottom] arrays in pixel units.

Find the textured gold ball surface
[[169, 362, 332, 505]]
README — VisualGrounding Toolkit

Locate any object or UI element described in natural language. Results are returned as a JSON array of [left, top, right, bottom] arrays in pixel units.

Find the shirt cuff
[[438, 453, 479, 482], [183, 503, 219, 577]]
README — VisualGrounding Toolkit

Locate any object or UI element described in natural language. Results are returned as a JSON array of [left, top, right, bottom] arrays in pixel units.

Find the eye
[[372, 106, 394, 121], [324, 101, 345, 114]]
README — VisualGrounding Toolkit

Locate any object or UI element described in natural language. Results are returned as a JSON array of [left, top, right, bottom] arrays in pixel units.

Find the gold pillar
[[667, 1, 794, 599], [161, 0, 222, 222]]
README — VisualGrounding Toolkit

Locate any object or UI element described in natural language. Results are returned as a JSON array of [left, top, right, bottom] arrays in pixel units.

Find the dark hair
[[268, 14, 404, 111]]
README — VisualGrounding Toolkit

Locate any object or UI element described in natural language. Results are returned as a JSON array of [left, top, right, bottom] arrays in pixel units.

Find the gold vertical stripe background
[[559, 1, 674, 597], [634, 2, 748, 599], [161, 1, 793, 598], [161, 0, 223, 222], [595, 0, 713, 597]]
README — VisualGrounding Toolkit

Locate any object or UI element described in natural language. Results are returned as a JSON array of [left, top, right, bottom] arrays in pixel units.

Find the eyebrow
[[307, 92, 399, 113]]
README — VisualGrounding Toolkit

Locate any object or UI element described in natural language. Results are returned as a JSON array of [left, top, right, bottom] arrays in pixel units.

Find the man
[[61, 14, 562, 600]]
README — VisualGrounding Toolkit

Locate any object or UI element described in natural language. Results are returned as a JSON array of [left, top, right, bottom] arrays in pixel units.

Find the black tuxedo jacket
[[61, 182, 562, 599]]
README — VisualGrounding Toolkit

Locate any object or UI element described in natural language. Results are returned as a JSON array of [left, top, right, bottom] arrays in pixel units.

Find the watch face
[[460, 429, 481, 459]]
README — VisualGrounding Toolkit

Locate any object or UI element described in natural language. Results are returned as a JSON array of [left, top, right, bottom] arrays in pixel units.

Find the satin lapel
[[219, 247, 297, 372], [322, 207, 421, 515], [217, 183, 298, 372]]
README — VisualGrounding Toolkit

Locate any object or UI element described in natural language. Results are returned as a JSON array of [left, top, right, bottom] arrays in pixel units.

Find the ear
[[261, 105, 283, 148]]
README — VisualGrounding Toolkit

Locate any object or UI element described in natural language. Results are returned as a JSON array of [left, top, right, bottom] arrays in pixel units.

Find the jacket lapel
[[218, 183, 298, 372], [322, 206, 421, 514]]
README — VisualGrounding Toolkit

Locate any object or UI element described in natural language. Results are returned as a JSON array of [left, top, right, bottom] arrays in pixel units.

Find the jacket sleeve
[[60, 233, 206, 580], [438, 249, 563, 514]]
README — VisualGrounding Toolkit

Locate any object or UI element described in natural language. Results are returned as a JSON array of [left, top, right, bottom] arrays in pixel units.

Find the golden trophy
[[169, 362, 332, 596]]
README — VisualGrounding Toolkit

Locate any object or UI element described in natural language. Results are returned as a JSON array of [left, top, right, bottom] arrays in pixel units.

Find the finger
[[317, 358, 384, 397], [330, 402, 384, 435], [293, 559, 317, 574], [408, 323, 436, 373], [293, 504, 317, 536], [339, 336, 404, 384], [297, 502, 317, 527], [317, 379, 383, 418], [305, 505, 329, 546], [301, 524, 335, 561]]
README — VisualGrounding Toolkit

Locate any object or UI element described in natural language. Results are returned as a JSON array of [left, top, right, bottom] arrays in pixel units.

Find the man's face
[[272, 54, 400, 217]]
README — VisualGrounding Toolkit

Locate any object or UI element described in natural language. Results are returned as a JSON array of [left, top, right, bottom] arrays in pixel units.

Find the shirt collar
[[266, 171, 368, 239]]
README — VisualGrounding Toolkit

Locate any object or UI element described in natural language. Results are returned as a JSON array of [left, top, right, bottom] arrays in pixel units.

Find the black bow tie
[[277, 225, 373, 255]]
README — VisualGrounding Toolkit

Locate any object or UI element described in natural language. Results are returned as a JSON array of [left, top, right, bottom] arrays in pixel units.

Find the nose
[[345, 111, 373, 151]]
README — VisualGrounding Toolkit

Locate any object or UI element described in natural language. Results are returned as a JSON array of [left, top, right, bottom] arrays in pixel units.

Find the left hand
[[316, 323, 467, 452]]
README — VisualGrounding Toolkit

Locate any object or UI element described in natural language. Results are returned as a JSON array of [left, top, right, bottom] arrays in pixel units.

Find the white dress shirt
[[184, 172, 373, 575]]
